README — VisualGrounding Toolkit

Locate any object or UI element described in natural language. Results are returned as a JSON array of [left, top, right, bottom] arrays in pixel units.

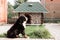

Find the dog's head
[[17, 16, 28, 28]]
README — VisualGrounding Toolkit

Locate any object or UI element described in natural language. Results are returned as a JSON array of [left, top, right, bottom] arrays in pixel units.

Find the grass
[[0, 33, 6, 38], [25, 25, 51, 38], [0, 25, 52, 38]]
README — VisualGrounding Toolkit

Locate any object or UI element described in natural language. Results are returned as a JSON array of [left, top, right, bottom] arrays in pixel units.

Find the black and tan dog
[[7, 16, 28, 38]]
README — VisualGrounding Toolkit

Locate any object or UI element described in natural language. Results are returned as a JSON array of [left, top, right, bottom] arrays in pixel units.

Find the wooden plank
[[41, 13, 44, 25]]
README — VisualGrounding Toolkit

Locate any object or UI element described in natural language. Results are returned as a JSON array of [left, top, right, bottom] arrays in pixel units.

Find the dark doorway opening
[[25, 13, 31, 24]]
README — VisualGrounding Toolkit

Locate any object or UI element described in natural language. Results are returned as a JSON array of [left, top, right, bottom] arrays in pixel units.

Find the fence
[[44, 18, 60, 23]]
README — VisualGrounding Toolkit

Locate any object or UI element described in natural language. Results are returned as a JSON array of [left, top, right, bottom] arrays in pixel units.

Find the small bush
[[27, 30, 51, 38], [0, 33, 7, 38], [25, 25, 51, 38]]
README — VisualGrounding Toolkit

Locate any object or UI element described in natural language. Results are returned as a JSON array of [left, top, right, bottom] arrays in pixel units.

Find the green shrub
[[0, 33, 7, 38], [8, 13, 13, 19], [27, 29, 51, 38], [25, 25, 51, 38]]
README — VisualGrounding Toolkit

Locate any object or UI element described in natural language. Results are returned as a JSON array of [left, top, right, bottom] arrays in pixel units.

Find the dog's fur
[[7, 16, 28, 38]]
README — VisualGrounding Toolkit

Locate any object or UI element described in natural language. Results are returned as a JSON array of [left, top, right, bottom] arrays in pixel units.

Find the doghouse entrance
[[25, 13, 31, 24]]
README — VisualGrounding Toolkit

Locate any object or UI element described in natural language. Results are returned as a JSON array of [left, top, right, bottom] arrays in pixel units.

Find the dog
[[7, 16, 28, 38]]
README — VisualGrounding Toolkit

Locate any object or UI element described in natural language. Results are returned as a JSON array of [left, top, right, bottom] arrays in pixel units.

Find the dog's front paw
[[16, 35, 20, 38], [24, 35, 29, 38]]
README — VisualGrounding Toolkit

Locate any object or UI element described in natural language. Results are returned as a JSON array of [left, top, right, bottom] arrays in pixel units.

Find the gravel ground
[[45, 23, 60, 40], [0, 24, 13, 34]]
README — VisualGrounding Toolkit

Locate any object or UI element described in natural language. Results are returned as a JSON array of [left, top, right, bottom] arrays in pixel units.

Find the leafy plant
[[25, 25, 51, 38], [0, 33, 7, 38]]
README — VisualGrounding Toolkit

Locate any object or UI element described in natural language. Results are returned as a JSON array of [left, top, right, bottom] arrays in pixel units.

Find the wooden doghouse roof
[[14, 2, 48, 13]]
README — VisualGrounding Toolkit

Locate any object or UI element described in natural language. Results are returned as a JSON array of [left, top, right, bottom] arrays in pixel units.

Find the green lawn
[[0, 25, 52, 38]]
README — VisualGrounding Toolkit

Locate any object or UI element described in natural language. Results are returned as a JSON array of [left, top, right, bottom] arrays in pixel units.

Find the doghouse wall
[[20, 13, 41, 24]]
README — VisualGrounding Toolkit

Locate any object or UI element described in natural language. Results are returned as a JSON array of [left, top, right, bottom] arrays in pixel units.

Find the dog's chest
[[23, 21, 26, 28]]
